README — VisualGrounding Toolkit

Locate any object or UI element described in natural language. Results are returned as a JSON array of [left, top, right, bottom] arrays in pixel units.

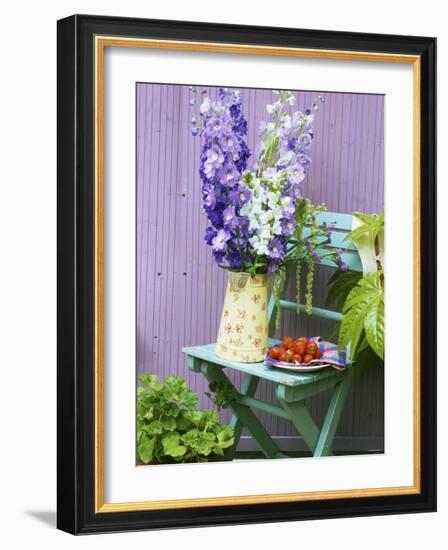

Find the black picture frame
[[57, 14, 436, 534]]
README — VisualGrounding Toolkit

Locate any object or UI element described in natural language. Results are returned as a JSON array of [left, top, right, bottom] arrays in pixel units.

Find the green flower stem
[[295, 261, 302, 314], [305, 259, 315, 315]]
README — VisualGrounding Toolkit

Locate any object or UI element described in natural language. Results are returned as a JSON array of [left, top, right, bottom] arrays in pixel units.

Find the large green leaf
[[339, 271, 384, 359], [215, 425, 235, 450], [176, 413, 192, 431], [164, 375, 199, 407], [339, 290, 370, 356], [162, 432, 187, 458], [183, 410, 205, 427], [213, 445, 225, 457], [161, 417, 177, 431], [181, 429, 216, 456], [146, 419, 163, 435], [138, 434, 155, 464], [344, 211, 384, 251], [353, 212, 377, 224], [138, 374, 163, 392], [364, 295, 384, 359], [326, 269, 363, 311], [200, 410, 220, 430]]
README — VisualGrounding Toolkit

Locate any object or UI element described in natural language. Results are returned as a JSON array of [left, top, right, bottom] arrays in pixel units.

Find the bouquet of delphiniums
[[190, 86, 345, 321]]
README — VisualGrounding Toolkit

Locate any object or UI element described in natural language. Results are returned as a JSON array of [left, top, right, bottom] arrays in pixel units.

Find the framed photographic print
[[57, 14, 436, 534]]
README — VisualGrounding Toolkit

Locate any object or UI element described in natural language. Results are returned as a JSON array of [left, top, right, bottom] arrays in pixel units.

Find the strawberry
[[293, 341, 306, 356], [306, 341, 318, 355], [282, 336, 295, 349]]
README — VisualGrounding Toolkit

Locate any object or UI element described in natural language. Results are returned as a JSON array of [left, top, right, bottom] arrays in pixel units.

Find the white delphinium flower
[[280, 113, 292, 131], [259, 121, 276, 135], [285, 92, 296, 106], [267, 191, 279, 208], [272, 217, 282, 234], [200, 96, 212, 114], [277, 150, 295, 167], [281, 195, 295, 215], [304, 113, 314, 125], [262, 168, 281, 187], [266, 100, 282, 115], [288, 165, 305, 184], [240, 170, 288, 261], [292, 111, 313, 130], [259, 210, 274, 225]]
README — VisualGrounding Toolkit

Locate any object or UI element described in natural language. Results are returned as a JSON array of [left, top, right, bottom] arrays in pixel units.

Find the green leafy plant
[[205, 381, 238, 412], [345, 211, 384, 251], [326, 269, 363, 312], [339, 270, 384, 359], [137, 374, 235, 464], [326, 211, 384, 361]]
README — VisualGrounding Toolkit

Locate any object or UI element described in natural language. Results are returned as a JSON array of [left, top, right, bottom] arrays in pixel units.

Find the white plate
[[267, 362, 332, 373]]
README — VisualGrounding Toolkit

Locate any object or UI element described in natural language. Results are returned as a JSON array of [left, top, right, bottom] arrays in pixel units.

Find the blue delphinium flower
[[194, 88, 252, 269], [268, 238, 285, 261], [193, 87, 317, 275], [212, 228, 231, 252], [231, 186, 251, 207], [202, 183, 216, 210], [204, 226, 217, 246], [281, 215, 296, 237], [222, 207, 239, 231], [336, 249, 348, 271], [218, 161, 240, 188], [304, 239, 322, 263]]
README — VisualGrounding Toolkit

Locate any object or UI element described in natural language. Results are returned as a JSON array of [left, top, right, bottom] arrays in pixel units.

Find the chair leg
[[313, 374, 352, 457], [200, 362, 285, 459], [276, 397, 320, 454], [226, 374, 260, 460]]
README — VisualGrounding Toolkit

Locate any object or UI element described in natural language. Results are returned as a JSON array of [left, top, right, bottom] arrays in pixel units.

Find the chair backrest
[[301, 212, 362, 272], [268, 212, 362, 329]]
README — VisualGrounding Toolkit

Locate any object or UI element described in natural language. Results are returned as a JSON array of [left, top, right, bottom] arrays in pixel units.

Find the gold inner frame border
[[94, 36, 421, 513]]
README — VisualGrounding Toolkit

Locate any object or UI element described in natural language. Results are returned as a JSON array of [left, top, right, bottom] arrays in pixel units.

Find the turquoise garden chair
[[183, 212, 361, 459]]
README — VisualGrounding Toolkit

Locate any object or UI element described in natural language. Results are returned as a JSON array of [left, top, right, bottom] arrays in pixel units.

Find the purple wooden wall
[[136, 84, 384, 443]]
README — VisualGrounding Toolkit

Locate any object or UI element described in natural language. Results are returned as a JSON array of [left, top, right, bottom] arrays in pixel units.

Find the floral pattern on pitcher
[[216, 273, 269, 363]]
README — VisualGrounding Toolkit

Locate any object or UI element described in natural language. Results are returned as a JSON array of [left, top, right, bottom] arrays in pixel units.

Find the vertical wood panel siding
[[136, 84, 384, 442]]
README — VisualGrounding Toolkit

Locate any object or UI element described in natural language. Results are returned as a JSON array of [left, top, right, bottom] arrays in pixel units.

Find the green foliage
[[353, 339, 385, 372], [305, 259, 315, 315], [270, 200, 345, 327], [261, 132, 280, 166], [295, 260, 302, 314], [326, 269, 363, 312], [137, 374, 235, 464], [272, 267, 287, 330], [339, 271, 384, 359], [162, 432, 187, 458], [205, 381, 238, 412], [344, 211, 384, 251], [288, 200, 344, 315], [326, 210, 385, 363]]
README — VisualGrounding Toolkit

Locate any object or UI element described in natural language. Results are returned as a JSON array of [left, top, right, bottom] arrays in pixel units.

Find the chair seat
[[182, 340, 346, 388]]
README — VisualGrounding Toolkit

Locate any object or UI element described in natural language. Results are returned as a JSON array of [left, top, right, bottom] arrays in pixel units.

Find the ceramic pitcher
[[215, 272, 269, 363]]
